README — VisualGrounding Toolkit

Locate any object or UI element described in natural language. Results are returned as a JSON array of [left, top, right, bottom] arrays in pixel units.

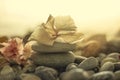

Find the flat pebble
[[97, 53, 106, 62], [114, 70, 120, 80], [101, 57, 117, 66], [35, 66, 58, 80], [107, 53, 120, 61], [74, 55, 87, 64], [20, 73, 41, 80], [89, 71, 115, 80], [78, 57, 99, 70], [30, 52, 75, 68], [0, 65, 16, 80], [23, 64, 36, 73], [60, 68, 89, 80], [86, 70, 95, 76], [100, 62, 114, 72], [32, 42, 76, 53], [66, 63, 78, 71]]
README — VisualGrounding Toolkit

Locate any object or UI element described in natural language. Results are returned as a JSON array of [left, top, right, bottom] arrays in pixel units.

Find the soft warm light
[[0, 0, 120, 36]]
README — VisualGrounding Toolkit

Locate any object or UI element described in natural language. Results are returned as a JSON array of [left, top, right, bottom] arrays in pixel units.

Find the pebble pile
[[0, 15, 120, 80]]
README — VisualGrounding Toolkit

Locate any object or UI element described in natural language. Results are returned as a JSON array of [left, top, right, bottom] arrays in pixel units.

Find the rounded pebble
[[107, 53, 120, 61], [30, 52, 75, 68], [114, 70, 120, 80], [100, 62, 114, 72], [66, 63, 78, 71], [20, 73, 41, 80], [78, 57, 99, 70], [35, 66, 58, 80], [89, 71, 115, 80], [60, 68, 89, 80], [0, 65, 16, 80], [101, 57, 117, 66]]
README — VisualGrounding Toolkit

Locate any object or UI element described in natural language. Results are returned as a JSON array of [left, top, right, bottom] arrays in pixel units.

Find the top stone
[[29, 15, 83, 52]]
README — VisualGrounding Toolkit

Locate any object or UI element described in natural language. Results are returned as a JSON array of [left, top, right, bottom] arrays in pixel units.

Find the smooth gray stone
[[60, 69, 89, 80], [114, 70, 120, 80], [32, 42, 76, 53], [23, 64, 36, 73], [66, 63, 78, 71], [30, 52, 75, 68], [86, 70, 95, 76], [89, 71, 115, 80], [101, 57, 117, 66], [97, 53, 106, 62], [74, 55, 87, 64], [20, 73, 41, 80], [78, 57, 99, 70], [0, 65, 16, 80], [100, 62, 114, 72], [107, 53, 120, 61], [35, 66, 58, 80]]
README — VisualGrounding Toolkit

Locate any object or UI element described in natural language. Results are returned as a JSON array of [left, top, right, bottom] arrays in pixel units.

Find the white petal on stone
[[55, 16, 77, 31], [29, 25, 55, 46]]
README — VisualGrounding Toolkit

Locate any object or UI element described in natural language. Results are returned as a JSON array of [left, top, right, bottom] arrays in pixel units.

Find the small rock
[[114, 62, 120, 71], [32, 42, 76, 53], [107, 52, 120, 61], [86, 70, 95, 76], [60, 68, 89, 80], [66, 63, 78, 71], [100, 62, 114, 72], [30, 52, 75, 68], [78, 57, 99, 70], [74, 55, 87, 64], [12, 65, 22, 76], [20, 73, 41, 80], [96, 53, 106, 62], [101, 57, 117, 66], [0, 65, 16, 80], [89, 71, 115, 80], [35, 66, 58, 80], [114, 70, 120, 80], [23, 64, 36, 73]]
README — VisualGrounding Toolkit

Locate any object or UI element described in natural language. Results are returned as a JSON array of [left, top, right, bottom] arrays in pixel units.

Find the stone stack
[[30, 42, 75, 68], [29, 15, 83, 68]]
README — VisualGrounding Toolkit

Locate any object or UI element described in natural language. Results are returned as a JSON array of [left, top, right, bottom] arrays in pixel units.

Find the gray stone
[[35, 66, 58, 80], [20, 73, 41, 80], [23, 64, 36, 73], [101, 57, 117, 66], [60, 69, 89, 80], [97, 53, 106, 62], [30, 52, 75, 68], [107, 53, 120, 62], [66, 63, 78, 71], [78, 57, 99, 70], [74, 55, 87, 64], [32, 42, 76, 53], [114, 70, 120, 80], [86, 70, 95, 76], [0, 65, 16, 80], [100, 62, 114, 72], [89, 71, 115, 80]]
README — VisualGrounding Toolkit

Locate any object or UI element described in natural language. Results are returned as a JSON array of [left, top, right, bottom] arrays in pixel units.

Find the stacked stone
[[28, 15, 82, 69], [30, 42, 76, 68]]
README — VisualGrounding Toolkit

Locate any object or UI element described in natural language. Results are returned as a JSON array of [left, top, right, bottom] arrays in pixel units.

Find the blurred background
[[0, 0, 120, 37]]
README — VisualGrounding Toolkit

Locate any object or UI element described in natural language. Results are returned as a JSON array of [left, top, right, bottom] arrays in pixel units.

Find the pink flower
[[0, 38, 32, 64]]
